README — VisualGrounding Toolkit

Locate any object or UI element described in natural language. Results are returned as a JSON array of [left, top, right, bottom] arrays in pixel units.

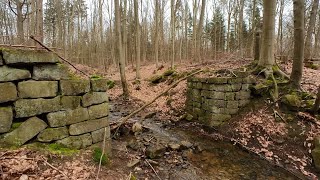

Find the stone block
[[210, 114, 232, 125], [228, 78, 243, 84], [241, 84, 250, 91], [61, 96, 81, 110], [91, 78, 109, 92], [236, 91, 251, 100], [210, 92, 225, 100], [212, 85, 232, 92], [69, 117, 109, 135], [2, 117, 47, 146], [227, 101, 238, 109], [2, 49, 59, 64], [192, 102, 201, 108], [224, 108, 239, 115], [14, 97, 61, 118], [56, 133, 92, 149], [60, 80, 90, 95], [202, 84, 210, 90], [91, 127, 111, 144], [201, 90, 210, 97], [82, 92, 108, 107], [37, 127, 69, 142], [47, 107, 89, 127], [203, 105, 222, 114], [0, 82, 17, 103], [33, 64, 71, 80], [0, 66, 31, 82], [231, 84, 242, 91], [243, 76, 256, 84], [187, 82, 193, 88], [0, 107, 13, 133], [18, 81, 58, 98], [239, 100, 250, 107], [195, 82, 202, 89], [225, 92, 235, 100], [88, 103, 109, 119], [0, 56, 3, 65], [207, 77, 228, 84]]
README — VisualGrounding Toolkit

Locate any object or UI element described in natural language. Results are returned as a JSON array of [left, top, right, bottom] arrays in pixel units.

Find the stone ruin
[[186, 70, 255, 126], [0, 47, 110, 149]]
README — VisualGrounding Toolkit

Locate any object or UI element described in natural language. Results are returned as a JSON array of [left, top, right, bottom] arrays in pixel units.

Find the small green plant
[[91, 74, 103, 80], [107, 80, 115, 89], [10, 122, 22, 130], [93, 147, 109, 165]]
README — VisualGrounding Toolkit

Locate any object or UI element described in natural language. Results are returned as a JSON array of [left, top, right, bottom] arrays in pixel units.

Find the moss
[[130, 174, 137, 180], [47, 143, 78, 155], [90, 74, 103, 80], [10, 122, 22, 131], [163, 68, 176, 77], [107, 80, 115, 89], [149, 74, 164, 84], [282, 93, 302, 109], [92, 147, 109, 165]]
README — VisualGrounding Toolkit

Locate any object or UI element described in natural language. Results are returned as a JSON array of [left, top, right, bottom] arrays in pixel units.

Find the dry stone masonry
[[0, 47, 110, 149], [186, 70, 254, 127]]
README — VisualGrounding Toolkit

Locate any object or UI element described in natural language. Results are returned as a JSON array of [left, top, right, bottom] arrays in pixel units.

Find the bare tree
[[134, 0, 141, 79], [305, 0, 319, 60]]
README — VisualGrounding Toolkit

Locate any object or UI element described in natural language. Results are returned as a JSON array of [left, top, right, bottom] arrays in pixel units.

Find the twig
[[42, 158, 70, 180], [29, 35, 89, 77], [273, 109, 286, 122], [145, 159, 162, 180], [111, 69, 203, 136], [96, 127, 108, 180]]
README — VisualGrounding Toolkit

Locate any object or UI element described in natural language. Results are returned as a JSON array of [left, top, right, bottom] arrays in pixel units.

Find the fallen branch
[[29, 35, 89, 77], [42, 157, 70, 180], [145, 159, 162, 180], [111, 69, 203, 135], [297, 112, 320, 125]]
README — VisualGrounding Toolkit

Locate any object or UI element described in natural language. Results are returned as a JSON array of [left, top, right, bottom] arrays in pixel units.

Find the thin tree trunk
[[196, 0, 205, 62], [154, 0, 160, 68], [238, 0, 244, 57], [170, 0, 175, 68], [305, 0, 319, 60], [134, 0, 141, 79]]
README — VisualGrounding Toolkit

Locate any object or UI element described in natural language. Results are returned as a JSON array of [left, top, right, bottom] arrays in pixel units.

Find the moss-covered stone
[[235, 91, 251, 100], [69, 117, 109, 135], [56, 133, 92, 149], [88, 103, 109, 119], [82, 92, 108, 107], [60, 79, 90, 95], [37, 127, 69, 142], [47, 107, 89, 127], [312, 148, 320, 170], [91, 78, 109, 92], [0, 82, 17, 103], [0, 107, 13, 133], [2, 117, 47, 146], [14, 97, 61, 118], [91, 127, 110, 144], [281, 94, 302, 110], [33, 64, 71, 80], [0, 66, 31, 82], [18, 80, 58, 98], [60, 96, 81, 110], [207, 77, 228, 84], [2, 49, 59, 64], [149, 75, 164, 84]]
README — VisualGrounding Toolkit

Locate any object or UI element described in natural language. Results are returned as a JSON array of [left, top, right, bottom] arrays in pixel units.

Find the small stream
[[109, 102, 299, 180]]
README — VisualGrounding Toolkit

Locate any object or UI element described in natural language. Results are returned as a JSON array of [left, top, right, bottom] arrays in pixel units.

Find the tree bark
[[170, 0, 175, 68], [154, 0, 160, 68], [305, 0, 319, 60], [312, 86, 320, 114], [134, 0, 141, 79], [196, 0, 205, 62]]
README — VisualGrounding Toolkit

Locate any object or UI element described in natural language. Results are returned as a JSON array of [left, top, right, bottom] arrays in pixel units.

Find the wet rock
[[56, 133, 92, 149], [37, 127, 69, 142], [82, 92, 108, 107], [0, 107, 13, 133], [88, 103, 109, 119], [33, 64, 71, 80], [127, 159, 140, 167], [0, 66, 31, 82], [60, 96, 81, 110], [146, 145, 166, 159], [169, 143, 181, 150], [0, 82, 17, 103], [2, 117, 47, 146], [18, 80, 58, 98], [47, 107, 89, 127], [91, 78, 109, 92], [69, 117, 109, 135], [91, 127, 110, 143], [60, 80, 90, 95], [181, 141, 193, 149], [14, 97, 61, 118], [2, 49, 59, 64], [127, 139, 142, 151]]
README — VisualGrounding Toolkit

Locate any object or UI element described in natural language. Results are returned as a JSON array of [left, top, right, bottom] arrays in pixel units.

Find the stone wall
[[186, 72, 254, 127], [0, 48, 110, 149]]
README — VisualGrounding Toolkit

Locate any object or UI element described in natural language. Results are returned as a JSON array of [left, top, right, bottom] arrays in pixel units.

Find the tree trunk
[[154, 0, 160, 68], [305, 0, 319, 60], [15, 0, 24, 44], [115, 0, 129, 97], [290, 0, 305, 90], [277, 0, 284, 55], [313, 86, 320, 114], [134, 0, 141, 79], [36, 0, 43, 47], [170, 0, 175, 68], [238, 0, 244, 57], [196, 0, 205, 62]]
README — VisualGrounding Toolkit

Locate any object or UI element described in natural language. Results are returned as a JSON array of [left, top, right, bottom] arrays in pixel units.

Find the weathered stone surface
[[82, 92, 108, 107], [0, 56, 3, 65], [91, 127, 111, 143], [37, 127, 69, 142], [2, 117, 47, 146], [47, 108, 89, 127], [211, 92, 225, 100], [228, 78, 243, 84], [14, 97, 61, 118], [207, 77, 228, 84], [224, 108, 239, 115], [61, 96, 81, 110], [2, 49, 59, 64], [91, 79, 109, 92], [312, 148, 320, 170], [60, 80, 90, 95], [0, 107, 13, 133], [69, 117, 109, 135], [239, 100, 250, 107], [0, 66, 31, 82], [235, 91, 251, 100], [56, 133, 92, 149], [18, 81, 58, 98], [231, 84, 242, 91], [227, 101, 238, 109], [146, 145, 166, 159], [33, 64, 71, 80], [88, 103, 109, 119], [225, 92, 235, 100], [0, 82, 17, 103]]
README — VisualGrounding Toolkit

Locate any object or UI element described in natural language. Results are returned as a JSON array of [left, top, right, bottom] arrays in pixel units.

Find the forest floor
[[1, 55, 320, 180]]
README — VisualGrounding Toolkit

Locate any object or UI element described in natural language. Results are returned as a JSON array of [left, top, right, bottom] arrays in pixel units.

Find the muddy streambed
[[109, 102, 298, 180]]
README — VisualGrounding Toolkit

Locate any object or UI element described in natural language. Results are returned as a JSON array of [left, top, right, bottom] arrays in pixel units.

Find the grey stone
[[82, 92, 108, 107], [91, 78, 109, 92], [0, 66, 31, 82], [18, 81, 58, 98], [243, 76, 256, 84], [0, 107, 13, 133], [69, 117, 109, 135], [47, 107, 89, 127], [33, 64, 71, 80], [146, 145, 166, 159], [91, 127, 111, 143], [61, 96, 81, 110], [0, 82, 17, 103], [37, 127, 69, 142], [227, 101, 238, 109], [60, 80, 90, 95], [2, 117, 47, 146], [239, 100, 250, 107], [195, 82, 202, 89], [181, 141, 193, 149], [169, 143, 181, 150], [231, 84, 242, 91], [2, 49, 59, 64], [224, 108, 239, 115], [211, 92, 225, 100], [236, 91, 251, 100], [0, 56, 3, 65], [241, 84, 250, 91], [207, 77, 228, 84], [225, 92, 235, 100], [88, 103, 109, 119], [56, 133, 92, 149], [228, 78, 243, 84], [14, 97, 61, 118]]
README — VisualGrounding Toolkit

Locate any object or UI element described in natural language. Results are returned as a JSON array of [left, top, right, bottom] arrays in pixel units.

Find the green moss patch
[[92, 147, 109, 165]]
